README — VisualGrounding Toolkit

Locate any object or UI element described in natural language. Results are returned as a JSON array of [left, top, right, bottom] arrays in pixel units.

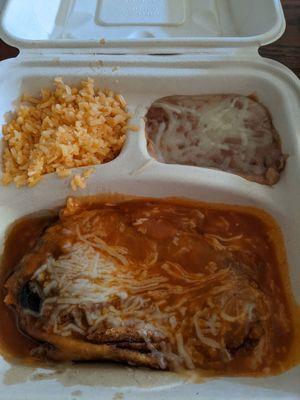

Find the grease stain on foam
[[3, 362, 185, 389], [71, 389, 82, 397], [112, 393, 124, 400], [4, 364, 33, 385]]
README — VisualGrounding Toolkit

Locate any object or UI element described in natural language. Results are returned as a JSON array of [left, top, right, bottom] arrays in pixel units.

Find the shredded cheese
[[146, 94, 285, 184], [26, 204, 273, 371]]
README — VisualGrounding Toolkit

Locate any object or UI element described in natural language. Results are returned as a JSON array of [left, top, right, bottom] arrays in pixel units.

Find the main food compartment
[[2, 196, 296, 374]]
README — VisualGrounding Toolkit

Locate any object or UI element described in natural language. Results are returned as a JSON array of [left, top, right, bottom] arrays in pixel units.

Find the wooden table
[[0, 0, 299, 77], [259, 0, 300, 77]]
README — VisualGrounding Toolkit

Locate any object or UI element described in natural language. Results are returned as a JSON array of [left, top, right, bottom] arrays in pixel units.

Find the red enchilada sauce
[[0, 196, 299, 376]]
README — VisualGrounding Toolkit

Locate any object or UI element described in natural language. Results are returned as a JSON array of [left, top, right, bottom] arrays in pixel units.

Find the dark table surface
[[0, 0, 299, 77]]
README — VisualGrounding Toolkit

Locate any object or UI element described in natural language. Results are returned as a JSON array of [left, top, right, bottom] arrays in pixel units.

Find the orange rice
[[1, 77, 130, 188]]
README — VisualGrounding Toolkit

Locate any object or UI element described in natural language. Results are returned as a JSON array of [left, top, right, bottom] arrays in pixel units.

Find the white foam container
[[0, 1, 300, 399]]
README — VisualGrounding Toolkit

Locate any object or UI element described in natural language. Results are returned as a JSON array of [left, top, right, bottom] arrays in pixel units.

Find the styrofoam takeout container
[[0, 0, 299, 399]]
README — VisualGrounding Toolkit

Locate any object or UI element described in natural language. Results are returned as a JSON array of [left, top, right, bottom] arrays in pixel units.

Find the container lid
[[0, 0, 286, 54]]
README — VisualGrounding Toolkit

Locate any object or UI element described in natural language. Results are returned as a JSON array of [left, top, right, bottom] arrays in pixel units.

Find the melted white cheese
[[31, 222, 270, 370]]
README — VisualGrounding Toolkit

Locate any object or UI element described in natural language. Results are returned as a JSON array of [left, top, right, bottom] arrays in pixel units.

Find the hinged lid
[[0, 0, 286, 54]]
